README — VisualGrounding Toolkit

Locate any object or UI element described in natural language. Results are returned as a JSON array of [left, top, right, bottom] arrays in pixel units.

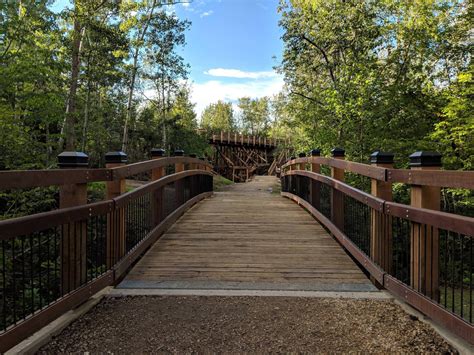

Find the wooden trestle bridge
[[208, 131, 288, 182], [0, 147, 473, 351]]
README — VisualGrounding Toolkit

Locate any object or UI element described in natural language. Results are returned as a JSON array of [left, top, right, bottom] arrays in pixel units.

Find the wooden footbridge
[[0, 148, 473, 351], [208, 131, 288, 182]]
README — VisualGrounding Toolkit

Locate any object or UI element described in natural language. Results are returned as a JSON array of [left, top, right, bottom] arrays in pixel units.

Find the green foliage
[[213, 175, 234, 191], [200, 100, 235, 132], [0, 187, 58, 221], [237, 97, 271, 135], [431, 65, 474, 170], [277, 0, 472, 168]]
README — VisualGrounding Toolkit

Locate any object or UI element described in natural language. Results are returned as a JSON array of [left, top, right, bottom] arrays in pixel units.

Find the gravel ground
[[40, 296, 456, 353]]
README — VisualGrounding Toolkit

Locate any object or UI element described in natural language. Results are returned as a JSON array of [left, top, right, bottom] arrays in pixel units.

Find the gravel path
[[39, 296, 455, 353]]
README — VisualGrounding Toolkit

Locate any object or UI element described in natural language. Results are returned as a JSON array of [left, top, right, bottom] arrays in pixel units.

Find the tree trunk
[[60, 20, 85, 151], [121, 0, 158, 152], [81, 80, 91, 152]]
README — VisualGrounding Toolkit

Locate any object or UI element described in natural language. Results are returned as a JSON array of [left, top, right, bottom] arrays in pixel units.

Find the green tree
[[200, 100, 235, 132], [432, 65, 474, 170], [0, 1, 65, 168], [237, 97, 270, 135], [278, 0, 470, 163]]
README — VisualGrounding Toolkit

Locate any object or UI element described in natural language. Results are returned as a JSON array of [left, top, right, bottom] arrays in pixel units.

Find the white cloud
[[189, 73, 284, 120], [204, 68, 279, 79], [200, 10, 213, 18], [182, 2, 190, 7]]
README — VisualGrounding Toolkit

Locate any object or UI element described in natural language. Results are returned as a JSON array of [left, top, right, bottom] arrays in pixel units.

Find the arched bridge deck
[[119, 176, 375, 292]]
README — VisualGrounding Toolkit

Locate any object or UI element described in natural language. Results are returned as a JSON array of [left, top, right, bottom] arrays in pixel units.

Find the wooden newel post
[[310, 149, 321, 209], [58, 151, 88, 293], [298, 152, 306, 170], [174, 149, 185, 207], [297, 152, 306, 198], [370, 151, 394, 276], [409, 151, 442, 299], [105, 151, 127, 268], [151, 148, 166, 227], [330, 148, 345, 230], [289, 156, 295, 171], [199, 157, 206, 171], [289, 156, 296, 194], [189, 153, 197, 170], [188, 153, 197, 197]]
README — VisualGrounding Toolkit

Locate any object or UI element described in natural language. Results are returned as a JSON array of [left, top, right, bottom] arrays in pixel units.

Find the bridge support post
[[370, 151, 394, 281], [174, 150, 185, 208], [409, 151, 441, 300], [289, 156, 296, 194], [297, 153, 306, 199], [310, 149, 321, 209], [58, 151, 88, 294], [330, 148, 345, 230], [105, 151, 127, 268], [151, 149, 166, 226], [189, 153, 197, 198]]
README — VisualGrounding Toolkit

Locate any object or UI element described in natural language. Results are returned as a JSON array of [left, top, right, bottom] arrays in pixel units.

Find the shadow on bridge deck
[[117, 176, 377, 293]]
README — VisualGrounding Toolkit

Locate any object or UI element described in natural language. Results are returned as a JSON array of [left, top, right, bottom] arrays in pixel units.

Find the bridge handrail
[[282, 156, 474, 189], [283, 170, 474, 236], [0, 169, 213, 352], [281, 169, 474, 344], [0, 156, 212, 190]]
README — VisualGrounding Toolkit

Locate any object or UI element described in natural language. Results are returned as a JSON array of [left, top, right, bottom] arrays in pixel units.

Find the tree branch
[[301, 35, 337, 89]]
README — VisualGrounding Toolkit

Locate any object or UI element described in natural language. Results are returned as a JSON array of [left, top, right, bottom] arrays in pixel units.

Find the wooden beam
[[369, 151, 394, 284], [330, 148, 345, 231], [409, 152, 441, 300]]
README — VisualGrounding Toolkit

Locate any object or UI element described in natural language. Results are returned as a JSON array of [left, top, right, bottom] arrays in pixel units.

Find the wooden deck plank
[[119, 176, 376, 292]]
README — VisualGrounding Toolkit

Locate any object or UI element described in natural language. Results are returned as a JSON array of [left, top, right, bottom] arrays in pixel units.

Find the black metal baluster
[[38, 233, 43, 309], [460, 233, 464, 319], [452, 232, 455, 313], [2, 240, 7, 330], [445, 231, 449, 307], [29, 234, 34, 315], [21, 236, 26, 319]]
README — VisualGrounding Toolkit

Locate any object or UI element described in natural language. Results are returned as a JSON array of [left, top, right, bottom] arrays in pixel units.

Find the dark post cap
[[105, 151, 127, 164], [370, 151, 394, 164], [310, 149, 321, 156], [57, 151, 89, 168], [290, 156, 296, 160], [409, 151, 442, 167], [199, 157, 205, 161], [298, 152, 306, 158], [189, 153, 197, 158], [174, 149, 184, 156], [151, 148, 165, 157], [331, 147, 345, 157]]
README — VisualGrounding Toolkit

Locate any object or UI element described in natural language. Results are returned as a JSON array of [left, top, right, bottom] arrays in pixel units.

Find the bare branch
[[301, 35, 337, 89]]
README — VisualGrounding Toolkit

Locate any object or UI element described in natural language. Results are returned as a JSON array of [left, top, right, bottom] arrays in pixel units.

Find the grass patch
[[439, 286, 472, 321], [213, 175, 234, 191], [271, 183, 281, 194]]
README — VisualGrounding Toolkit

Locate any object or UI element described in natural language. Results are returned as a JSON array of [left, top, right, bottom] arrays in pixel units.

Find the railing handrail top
[[282, 170, 474, 236], [0, 156, 212, 190], [0, 169, 213, 239], [282, 156, 474, 189]]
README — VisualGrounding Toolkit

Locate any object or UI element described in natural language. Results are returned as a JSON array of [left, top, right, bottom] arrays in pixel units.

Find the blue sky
[[173, 0, 284, 116], [52, 0, 284, 117]]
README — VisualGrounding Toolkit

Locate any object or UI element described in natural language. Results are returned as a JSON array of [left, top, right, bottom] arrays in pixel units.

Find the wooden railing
[[281, 151, 473, 344], [0, 154, 213, 352], [210, 131, 289, 148]]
